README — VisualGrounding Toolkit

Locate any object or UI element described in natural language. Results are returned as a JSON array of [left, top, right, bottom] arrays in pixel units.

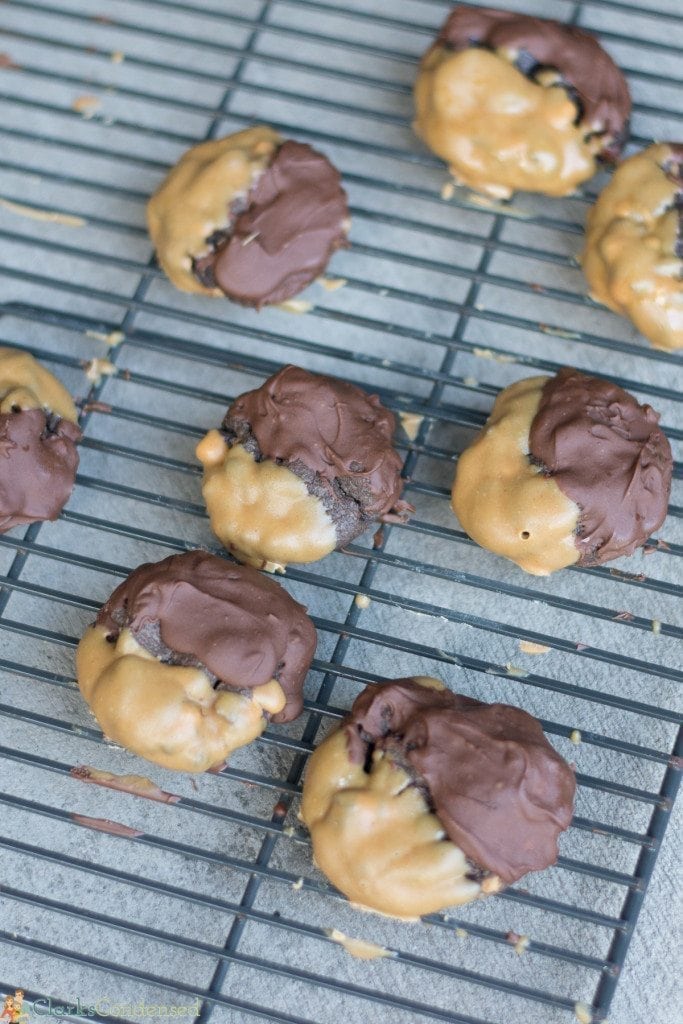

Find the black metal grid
[[0, 1, 680, 1023]]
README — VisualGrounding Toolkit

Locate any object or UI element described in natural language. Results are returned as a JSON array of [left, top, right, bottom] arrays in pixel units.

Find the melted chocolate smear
[[345, 679, 576, 885], [193, 140, 348, 307], [529, 369, 673, 566], [434, 6, 631, 160], [97, 550, 317, 723]]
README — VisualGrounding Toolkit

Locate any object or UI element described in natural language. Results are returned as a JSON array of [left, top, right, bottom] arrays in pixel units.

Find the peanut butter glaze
[[435, 7, 630, 159], [223, 366, 413, 546], [193, 140, 349, 307], [97, 550, 316, 722], [345, 678, 575, 885], [529, 369, 673, 566]]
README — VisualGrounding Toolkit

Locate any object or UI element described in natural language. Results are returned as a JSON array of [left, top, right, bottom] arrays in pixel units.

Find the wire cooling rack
[[0, 1, 681, 1023]]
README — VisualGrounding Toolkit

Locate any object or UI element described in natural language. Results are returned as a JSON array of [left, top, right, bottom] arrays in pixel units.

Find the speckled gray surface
[[0, 2, 681, 1024]]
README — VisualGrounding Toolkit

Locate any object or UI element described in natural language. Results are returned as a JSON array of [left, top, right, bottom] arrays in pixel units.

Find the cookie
[[414, 6, 630, 198], [0, 347, 81, 532], [147, 125, 349, 306], [76, 551, 317, 772], [582, 143, 683, 352], [451, 369, 672, 575], [196, 365, 413, 571], [301, 676, 575, 919]]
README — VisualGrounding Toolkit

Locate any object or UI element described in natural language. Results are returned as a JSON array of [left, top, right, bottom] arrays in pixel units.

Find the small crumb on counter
[[325, 928, 396, 961], [506, 931, 530, 955], [72, 94, 101, 117], [455, 927, 468, 939], [319, 277, 347, 291], [277, 299, 313, 314], [354, 593, 371, 609], [291, 877, 304, 891], [462, 375, 479, 388], [398, 410, 424, 442], [574, 1001, 593, 1024], [570, 730, 582, 745], [111, 51, 125, 63], [518, 641, 550, 655], [652, 619, 662, 636]]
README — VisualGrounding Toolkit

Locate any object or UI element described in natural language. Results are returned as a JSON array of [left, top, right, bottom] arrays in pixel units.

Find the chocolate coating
[[529, 369, 672, 566], [0, 408, 80, 532], [97, 550, 316, 722], [223, 366, 413, 545], [345, 679, 575, 885], [193, 140, 349, 307], [435, 6, 630, 159]]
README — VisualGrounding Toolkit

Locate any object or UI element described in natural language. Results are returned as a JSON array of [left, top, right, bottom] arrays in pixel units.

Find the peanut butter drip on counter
[[301, 679, 483, 919], [147, 125, 281, 295], [529, 369, 673, 566], [95, 550, 317, 723], [0, 347, 80, 533], [414, 6, 630, 198], [452, 376, 581, 575], [77, 627, 288, 772], [193, 140, 350, 307], [582, 143, 683, 351], [344, 678, 575, 886]]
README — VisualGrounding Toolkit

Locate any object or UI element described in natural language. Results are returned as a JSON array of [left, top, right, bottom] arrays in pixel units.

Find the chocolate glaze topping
[[223, 366, 413, 545], [0, 408, 80, 532], [434, 6, 631, 160], [97, 550, 316, 722], [344, 679, 575, 885], [529, 369, 672, 566], [193, 140, 349, 307]]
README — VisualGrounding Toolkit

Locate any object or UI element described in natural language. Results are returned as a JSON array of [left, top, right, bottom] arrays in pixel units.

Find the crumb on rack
[[398, 410, 424, 441], [277, 299, 313, 314], [325, 929, 396, 960], [72, 95, 101, 117], [574, 1001, 593, 1024], [440, 181, 455, 200], [354, 593, 371, 609], [83, 357, 117, 386], [519, 641, 550, 655], [86, 329, 125, 347], [652, 619, 662, 635], [291, 877, 304, 891], [505, 663, 527, 678], [0, 197, 86, 227], [318, 277, 347, 292], [472, 346, 516, 364], [570, 729, 582, 745]]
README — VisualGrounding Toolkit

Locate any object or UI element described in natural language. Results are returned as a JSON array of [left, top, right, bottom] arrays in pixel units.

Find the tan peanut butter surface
[[414, 47, 603, 198], [582, 143, 683, 352], [0, 346, 78, 422], [196, 433, 337, 570], [77, 626, 285, 772], [147, 125, 281, 295], [452, 376, 580, 575], [301, 723, 483, 920]]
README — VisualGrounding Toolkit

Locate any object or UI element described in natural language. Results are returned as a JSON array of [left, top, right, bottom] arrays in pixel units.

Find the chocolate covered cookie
[[301, 677, 575, 918], [147, 125, 349, 306], [451, 369, 672, 575], [0, 347, 81, 532], [414, 6, 630, 198], [196, 365, 413, 571], [582, 143, 683, 352], [77, 551, 317, 771]]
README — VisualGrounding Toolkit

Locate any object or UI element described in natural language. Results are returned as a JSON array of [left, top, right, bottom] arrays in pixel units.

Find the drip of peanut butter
[[582, 143, 683, 351], [528, 369, 673, 565], [414, 6, 630, 198]]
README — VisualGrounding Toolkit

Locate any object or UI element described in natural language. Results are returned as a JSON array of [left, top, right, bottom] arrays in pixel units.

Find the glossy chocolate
[[435, 6, 631, 159], [193, 140, 349, 306], [223, 366, 413, 545], [97, 550, 317, 722], [0, 408, 80, 532], [344, 678, 575, 885], [529, 369, 672, 566]]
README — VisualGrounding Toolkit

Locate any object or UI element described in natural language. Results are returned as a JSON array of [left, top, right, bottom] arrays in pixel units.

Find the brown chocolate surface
[[344, 679, 575, 885], [193, 140, 349, 307], [529, 369, 672, 566], [435, 6, 630, 159], [223, 366, 413, 545], [97, 550, 316, 722], [0, 408, 80, 532]]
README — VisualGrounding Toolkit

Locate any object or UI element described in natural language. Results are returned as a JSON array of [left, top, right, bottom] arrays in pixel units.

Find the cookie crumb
[[613, 610, 634, 621], [462, 376, 479, 388], [652, 619, 662, 636], [574, 1002, 592, 1024], [538, 324, 581, 340], [319, 277, 347, 292], [472, 346, 516, 364], [86, 329, 125, 347], [72, 94, 101, 117], [83, 357, 117, 386], [277, 299, 313, 314], [519, 641, 550, 655], [325, 929, 395, 960], [0, 197, 86, 228], [291, 877, 304, 891], [398, 410, 424, 441], [111, 51, 125, 63], [455, 927, 468, 939], [440, 181, 455, 200], [505, 663, 527, 678], [70, 765, 179, 804], [506, 931, 530, 955], [282, 825, 295, 837], [0, 53, 20, 70], [354, 593, 371, 609], [570, 729, 582, 745]]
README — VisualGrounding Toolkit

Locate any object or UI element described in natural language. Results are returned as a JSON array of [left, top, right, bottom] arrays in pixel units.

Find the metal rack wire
[[0, 1, 680, 1022]]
